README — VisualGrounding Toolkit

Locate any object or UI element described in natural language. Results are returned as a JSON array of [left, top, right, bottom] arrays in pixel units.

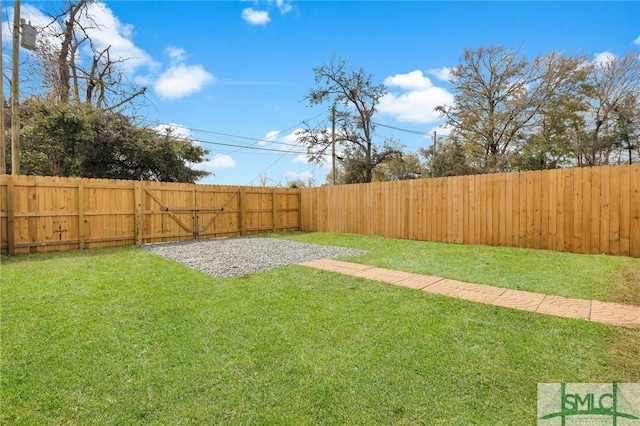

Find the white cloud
[[276, 0, 293, 14], [154, 47, 215, 100], [242, 1, 291, 26], [379, 89, 452, 124], [258, 129, 305, 151], [428, 67, 453, 82], [165, 46, 187, 63], [15, 2, 159, 76], [198, 155, 236, 172], [593, 51, 616, 67], [379, 70, 453, 124], [634, 35, 640, 46], [260, 130, 280, 146], [81, 2, 158, 73], [242, 8, 271, 25], [282, 128, 305, 144], [17, 2, 160, 75], [13, 3, 216, 102], [384, 70, 433, 90], [153, 123, 193, 140]]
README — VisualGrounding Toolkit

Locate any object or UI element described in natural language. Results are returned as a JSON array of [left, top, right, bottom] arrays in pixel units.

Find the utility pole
[[431, 131, 437, 178], [0, 16, 5, 175], [8, 1, 36, 175], [331, 104, 336, 185], [11, 0, 21, 175]]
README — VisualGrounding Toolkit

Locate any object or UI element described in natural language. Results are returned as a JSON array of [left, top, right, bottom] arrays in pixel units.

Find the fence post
[[297, 189, 302, 231], [192, 186, 198, 240], [134, 182, 143, 245], [239, 187, 246, 236], [631, 164, 640, 258], [78, 180, 85, 249], [6, 175, 15, 255], [27, 179, 38, 253], [272, 188, 277, 232], [405, 188, 410, 240]]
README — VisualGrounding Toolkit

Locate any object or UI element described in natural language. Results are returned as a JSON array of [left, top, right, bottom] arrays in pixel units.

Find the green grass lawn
[[268, 232, 640, 303], [1, 236, 639, 424]]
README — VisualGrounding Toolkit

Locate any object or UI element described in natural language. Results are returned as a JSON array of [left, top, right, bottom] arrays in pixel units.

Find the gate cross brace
[[144, 190, 192, 234], [144, 188, 224, 239], [200, 188, 241, 234]]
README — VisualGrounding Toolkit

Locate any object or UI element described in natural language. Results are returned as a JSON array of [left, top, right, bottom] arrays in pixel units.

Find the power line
[[169, 133, 308, 154], [148, 112, 324, 149], [199, 140, 306, 154], [190, 125, 301, 147], [372, 121, 431, 136]]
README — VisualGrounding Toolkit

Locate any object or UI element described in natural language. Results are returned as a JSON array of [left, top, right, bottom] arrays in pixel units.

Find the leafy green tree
[[11, 98, 209, 182], [516, 94, 587, 170], [517, 53, 590, 170], [298, 55, 399, 183], [419, 136, 475, 177], [286, 176, 317, 188], [324, 142, 403, 184], [372, 152, 425, 182]]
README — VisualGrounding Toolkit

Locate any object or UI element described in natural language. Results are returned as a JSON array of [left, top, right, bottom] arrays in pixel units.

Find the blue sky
[[10, 1, 640, 185]]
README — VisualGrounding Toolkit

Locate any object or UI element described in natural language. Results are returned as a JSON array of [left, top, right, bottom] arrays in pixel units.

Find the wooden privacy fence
[[2, 164, 639, 258], [0, 175, 300, 255], [300, 164, 640, 258]]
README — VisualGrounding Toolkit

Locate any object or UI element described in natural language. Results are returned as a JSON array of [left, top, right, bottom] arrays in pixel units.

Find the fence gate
[[141, 186, 230, 244]]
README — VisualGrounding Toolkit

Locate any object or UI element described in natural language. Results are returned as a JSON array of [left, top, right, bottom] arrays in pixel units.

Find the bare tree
[[611, 92, 640, 165], [578, 53, 640, 165], [436, 46, 585, 173], [297, 55, 400, 183], [32, 0, 147, 111]]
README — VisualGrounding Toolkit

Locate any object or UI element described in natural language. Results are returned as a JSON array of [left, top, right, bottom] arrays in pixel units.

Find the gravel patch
[[142, 236, 368, 278]]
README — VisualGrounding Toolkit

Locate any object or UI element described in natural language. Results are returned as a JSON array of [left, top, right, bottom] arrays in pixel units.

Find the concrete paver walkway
[[299, 259, 640, 328]]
